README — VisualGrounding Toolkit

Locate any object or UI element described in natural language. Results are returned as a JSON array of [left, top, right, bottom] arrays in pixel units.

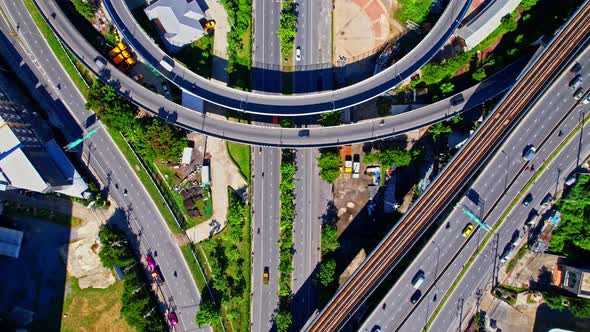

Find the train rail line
[[307, 3, 590, 331]]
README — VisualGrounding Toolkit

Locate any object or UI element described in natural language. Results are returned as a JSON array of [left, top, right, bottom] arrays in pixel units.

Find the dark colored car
[[570, 62, 582, 73], [523, 193, 533, 207], [410, 289, 422, 304], [450, 94, 464, 106], [298, 129, 310, 137]]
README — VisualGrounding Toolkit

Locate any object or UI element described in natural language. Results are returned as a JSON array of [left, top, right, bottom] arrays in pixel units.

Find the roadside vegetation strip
[[277, 1, 297, 61], [220, 0, 252, 90], [426, 111, 590, 330], [196, 188, 251, 332], [275, 150, 296, 332], [226, 141, 251, 183], [23, 0, 90, 96], [3, 202, 82, 228]]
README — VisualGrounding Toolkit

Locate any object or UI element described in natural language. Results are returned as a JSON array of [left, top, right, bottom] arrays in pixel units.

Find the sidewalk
[[205, 0, 230, 84], [185, 136, 247, 243]]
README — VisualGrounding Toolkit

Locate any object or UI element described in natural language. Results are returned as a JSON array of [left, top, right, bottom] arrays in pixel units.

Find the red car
[[146, 254, 155, 271], [169, 312, 178, 326]]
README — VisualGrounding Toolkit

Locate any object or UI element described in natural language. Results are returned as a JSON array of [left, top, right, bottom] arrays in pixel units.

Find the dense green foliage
[[220, 0, 252, 89], [98, 225, 135, 269], [317, 149, 342, 184], [318, 111, 343, 127], [276, 150, 296, 331], [420, 51, 472, 85], [277, 2, 298, 57], [97, 224, 165, 331], [472, 67, 487, 82], [551, 174, 590, 255], [275, 311, 293, 332], [86, 80, 187, 162], [315, 214, 341, 304], [440, 82, 455, 94], [175, 34, 214, 78], [316, 258, 337, 287], [197, 189, 251, 329], [543, 288, 590, 318], [71, 0, 96, 20], [396, 0, 434, 25], [364, 147, 420, 168], [321, 224, 340, 256]]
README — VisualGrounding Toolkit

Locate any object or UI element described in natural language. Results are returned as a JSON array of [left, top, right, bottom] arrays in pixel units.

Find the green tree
[[316, 258, 337, 287], [131, 118, 187, 162], [420, 52, 472, 85], [280, 118, 295, 128], [275, 310, 293, 332], [321, 224, 340, 255], [318, 111, 343, 127], [195, 301, 221, 327], [317, 150, 342, 183], [472, 67, 487, 82], [429, 121, 452, 141], [364, 147, 418, 168], [86, 80, 136, 132], [72, 0, 97, 20], [440, 82, 455, 94], [98, 225, 134, 269], [520, 0, 538, 10], [277, 2, 298, 55]]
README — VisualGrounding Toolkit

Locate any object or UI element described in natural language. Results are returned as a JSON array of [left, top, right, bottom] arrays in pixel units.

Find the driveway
[[186, 136, 247, 242]]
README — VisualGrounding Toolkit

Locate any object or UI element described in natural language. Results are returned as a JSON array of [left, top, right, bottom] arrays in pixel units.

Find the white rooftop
[[145, 0, 205, 48], [0, 121, 48, 193], [181, 147, 193, 165], [457, 0, 523, 50]]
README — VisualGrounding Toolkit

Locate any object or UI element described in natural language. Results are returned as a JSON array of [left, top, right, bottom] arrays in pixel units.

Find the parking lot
[[0, 216, 70, 330]]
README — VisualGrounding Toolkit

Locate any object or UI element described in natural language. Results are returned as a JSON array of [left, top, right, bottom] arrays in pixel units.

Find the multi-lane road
[[101, 0, 471, 115], [252, 0, 282, 93], [361, 44, 590, 332], [251, 147, 281, 331], [0, 2, 205, 331], [293, 0, 333, 93], [307, 3, 590, 330], [291, 149, 331, 329]]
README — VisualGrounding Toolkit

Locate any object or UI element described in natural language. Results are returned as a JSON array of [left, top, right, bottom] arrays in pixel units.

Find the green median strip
[[426, 113, 590, 330]]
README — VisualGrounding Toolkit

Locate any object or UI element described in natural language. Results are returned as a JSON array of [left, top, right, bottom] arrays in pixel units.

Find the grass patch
[[61, 278, 133, 332], [426, 106, 590, 329], [23, 0, 90, 96], [175, 34, 214, 78], [106, 128, 181, 234], [226, 141, 251, 182], [228, 25, 252, 90], [3, 203, 82, 228], [506, 244, 528, 273]]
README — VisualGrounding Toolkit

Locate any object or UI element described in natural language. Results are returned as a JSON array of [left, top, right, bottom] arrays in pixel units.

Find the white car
[[583, 95, 590, 104], [296, 47, 302, 62]]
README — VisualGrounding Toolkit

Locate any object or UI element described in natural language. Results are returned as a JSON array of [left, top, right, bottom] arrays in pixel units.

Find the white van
[[411, 270, 425, 289]]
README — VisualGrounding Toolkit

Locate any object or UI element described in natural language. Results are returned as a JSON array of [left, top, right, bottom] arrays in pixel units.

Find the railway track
[[307, 3, 590, 331]]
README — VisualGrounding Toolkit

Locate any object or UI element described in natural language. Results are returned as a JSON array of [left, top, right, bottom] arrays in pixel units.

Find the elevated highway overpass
[[102, 0, 471, 116], [32, 0, 519, 147]]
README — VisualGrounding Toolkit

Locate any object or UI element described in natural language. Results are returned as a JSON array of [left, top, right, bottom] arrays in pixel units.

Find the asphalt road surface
[[32, 0, 517, 146], [360, 46, 590, 332], [100, 0, 470, 114], [291, 149, 330, 330], [251, 147, 281, 332], [0, 2, 206, 331], [252, 0, 282, 93], [293, 0, 333, 93]]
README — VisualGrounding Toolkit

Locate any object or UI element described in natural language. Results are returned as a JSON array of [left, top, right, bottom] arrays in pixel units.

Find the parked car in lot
[[523, 193, 533, 207], [410, 289, 422, 304], [146, 254, 155, 271], [462, 223, 474, 237]]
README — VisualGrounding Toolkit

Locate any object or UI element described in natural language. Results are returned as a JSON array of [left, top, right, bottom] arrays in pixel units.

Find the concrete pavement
[[291, 149, 331, 330], [251, 147, 281, 331], [360, 45, 590, 332], [0, 2, 206, 330]]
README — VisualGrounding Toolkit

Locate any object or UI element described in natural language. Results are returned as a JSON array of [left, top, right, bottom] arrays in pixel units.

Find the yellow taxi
[[462, 223, 474, 237]]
